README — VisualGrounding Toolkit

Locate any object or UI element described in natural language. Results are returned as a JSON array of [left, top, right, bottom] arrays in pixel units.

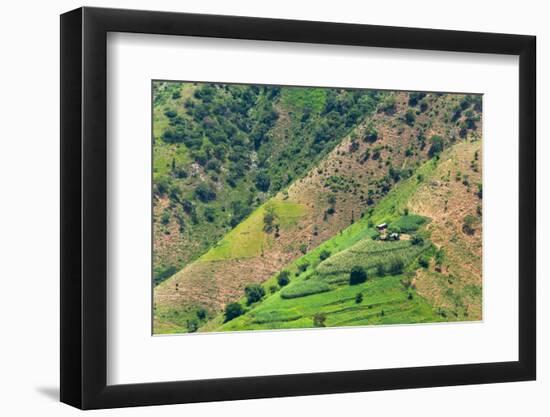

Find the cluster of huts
[[376, 223, 400, 241]]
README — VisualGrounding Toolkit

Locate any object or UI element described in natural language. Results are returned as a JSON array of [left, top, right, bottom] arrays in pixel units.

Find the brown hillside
[[408, 140, 483, 320]]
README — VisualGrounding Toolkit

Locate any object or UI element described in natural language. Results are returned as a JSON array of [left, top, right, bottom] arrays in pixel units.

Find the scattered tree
[[196, 307, 207, 320], [161, 210, 170, 225], [277, 270, 290, 287], [349, 266, 368, 285], [428, 135, 444, 157], [297, 261, 310, 273], [388, 258, 405, 275], [204, 207, 216, 222], [224, 302, 244, 322], [263, 204, 277, 232], [186, 318, 199, 333], [405, 109, 416, 126], [313, 313, 327, 327], [462, 215, 477, 235], [319, 249, 332, 261], [363, 124, 378, 143], [408, 92, 426, 107], [194, 182, 216, 202], [244, 283, 265, 305], [419, 255, 430, 268], [255, 171, 271, 192]]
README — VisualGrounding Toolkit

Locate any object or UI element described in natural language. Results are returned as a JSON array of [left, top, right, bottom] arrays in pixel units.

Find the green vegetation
[[462, 214, 477, 235], [349, 266, 368, 285], [316, 239, 429, 278], [245, 283, 266, 305], [200, 199, 305, 261], [210, 201, 438, 332], [428, 135, 444, 157], [218, 274, 441, 331], [280, 280, 331, 299], [389, 214, 427, 233], [224, 302, 244, 322], [153, 85, 483, 334], [153, 81, 380, 285], [277, 270, 291, 287]]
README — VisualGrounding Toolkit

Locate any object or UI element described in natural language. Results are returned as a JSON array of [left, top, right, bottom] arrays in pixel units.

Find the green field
[[216, 274, 442, 331], [200, 200, 306, 261]]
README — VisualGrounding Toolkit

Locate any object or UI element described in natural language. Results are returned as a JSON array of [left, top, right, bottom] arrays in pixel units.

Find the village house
[[376, 223, 387, 232]]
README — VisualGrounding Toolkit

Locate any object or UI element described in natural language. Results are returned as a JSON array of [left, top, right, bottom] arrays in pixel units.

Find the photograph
[[152, 81, 483, 334]]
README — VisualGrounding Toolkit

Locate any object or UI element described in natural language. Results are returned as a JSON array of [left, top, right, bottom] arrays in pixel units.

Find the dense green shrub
[[194, 183, 216, 202], [186, 318, 199, 333], [313, 312, 327, 327], [462, 215, 477, 235], [428, 135, 444, 157], [205, 159, 221, 173], [349, 266, 368, 285], [263, 205, 277, 233], [277, 270, 291, 287], [319, 249, 332, 261], [379, 95, 396, 115], [451, 105, 462, 122], [363, 124, 378, 143], [255, 171, 271, 192], [408, 92, 426, 107], [224, 302, 244, 322], [204, 207, 216, 222], [196, 307, 207, 320], [245, 283, 266, 305], [405, 110, 416, 126], [297, 261, 310, 272], [411, 235, 424, 245]]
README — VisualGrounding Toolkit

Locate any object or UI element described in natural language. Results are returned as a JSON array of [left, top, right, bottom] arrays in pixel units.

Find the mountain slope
[[205, 139, 482, 332], [153, 90, 482, 333], [152, 82, 379, 285]]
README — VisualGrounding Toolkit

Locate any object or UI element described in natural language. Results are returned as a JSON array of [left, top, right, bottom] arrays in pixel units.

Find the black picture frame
[[60, 6, 536, 410]]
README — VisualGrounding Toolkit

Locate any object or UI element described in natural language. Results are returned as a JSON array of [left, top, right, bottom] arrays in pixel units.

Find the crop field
[[152, 82, 483, 334], [316, 240, 429, 276], [217, 274, 442, 332]]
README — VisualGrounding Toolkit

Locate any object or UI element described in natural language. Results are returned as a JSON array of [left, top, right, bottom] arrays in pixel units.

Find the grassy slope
[[154, 91, 482, 334], [201, 200, 305, 261]]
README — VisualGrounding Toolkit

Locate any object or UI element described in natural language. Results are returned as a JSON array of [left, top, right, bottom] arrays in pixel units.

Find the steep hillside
[[408, 140, 482, 319], [153, 89, 482, 333], [205, 139, 482, 332], [152, 82, 379, 284]]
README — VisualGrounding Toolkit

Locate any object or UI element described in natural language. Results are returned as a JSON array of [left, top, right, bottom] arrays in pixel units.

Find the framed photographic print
[[60, 7, 536, 409]]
